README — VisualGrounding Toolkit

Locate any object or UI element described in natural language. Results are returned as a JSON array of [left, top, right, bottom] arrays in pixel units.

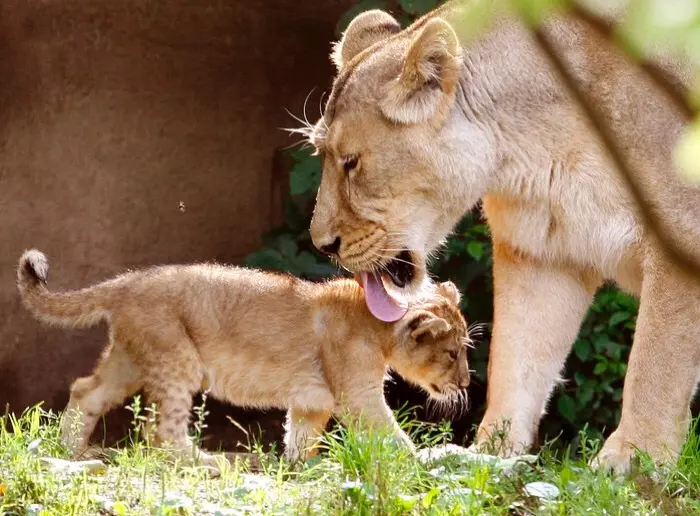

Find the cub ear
[[332, 10, 401, 71], [406, 310, 451, 342], [437, 280, 461, 305], [380, 17, 461, 125]]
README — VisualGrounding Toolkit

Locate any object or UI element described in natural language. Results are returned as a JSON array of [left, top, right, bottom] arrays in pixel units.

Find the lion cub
[[17, 249, 470, 466]]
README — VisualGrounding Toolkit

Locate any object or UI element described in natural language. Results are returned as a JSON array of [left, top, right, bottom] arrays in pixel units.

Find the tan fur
[[308, 1, 700, 473], [17, 250, 469, 468]]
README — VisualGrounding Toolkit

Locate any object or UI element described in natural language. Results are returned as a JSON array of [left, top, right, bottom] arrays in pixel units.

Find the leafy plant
[[244, 148, 341, 280], [545, 288, 637, 446]]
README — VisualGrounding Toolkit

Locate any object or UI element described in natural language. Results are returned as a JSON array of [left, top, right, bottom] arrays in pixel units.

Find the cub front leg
[[338, 393, 415, 452], [284, 408, 332, 463], [473, 240, 599, 456], [593, 251, 700, 474]]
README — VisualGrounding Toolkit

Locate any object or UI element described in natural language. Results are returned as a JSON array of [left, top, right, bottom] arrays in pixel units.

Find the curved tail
[[17, 249, 113, 329]]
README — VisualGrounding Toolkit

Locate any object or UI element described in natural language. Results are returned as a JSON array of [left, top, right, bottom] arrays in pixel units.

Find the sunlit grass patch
[[1, 405, 699, 515]]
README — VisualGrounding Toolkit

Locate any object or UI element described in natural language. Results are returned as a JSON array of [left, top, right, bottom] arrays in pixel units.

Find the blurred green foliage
[[246, 0, 700, 445]]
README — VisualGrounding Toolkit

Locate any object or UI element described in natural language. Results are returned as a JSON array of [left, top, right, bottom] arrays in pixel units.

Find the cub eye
[[341, 155, 358, 174], [448, 349, 459, 361]]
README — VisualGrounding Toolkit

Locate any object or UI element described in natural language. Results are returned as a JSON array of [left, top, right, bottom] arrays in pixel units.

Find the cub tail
[[17, 249, 112, 329]]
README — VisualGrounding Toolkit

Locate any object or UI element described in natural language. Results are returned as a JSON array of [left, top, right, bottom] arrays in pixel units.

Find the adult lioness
[[306, 1, 700, 473]]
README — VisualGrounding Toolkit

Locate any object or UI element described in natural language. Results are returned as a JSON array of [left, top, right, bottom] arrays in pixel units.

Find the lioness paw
[[591, 428, 681, 477], [590, 438, 636, 476]]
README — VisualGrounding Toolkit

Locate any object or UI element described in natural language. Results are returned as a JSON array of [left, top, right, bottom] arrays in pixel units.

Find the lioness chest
[[483, 192, 644, 294]]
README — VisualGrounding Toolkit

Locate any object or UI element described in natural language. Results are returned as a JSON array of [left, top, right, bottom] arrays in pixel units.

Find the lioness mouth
[[384, 250, 415, 288], [356, 250, 415, 323]]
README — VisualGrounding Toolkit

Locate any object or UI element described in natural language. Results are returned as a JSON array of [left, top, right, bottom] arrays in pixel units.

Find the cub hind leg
[[132, 324, 224, 471], [61, 342, 142, 456]]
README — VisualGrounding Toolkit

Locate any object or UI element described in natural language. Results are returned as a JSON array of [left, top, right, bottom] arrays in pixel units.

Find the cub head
[[308, 9, 493, 305], [390, 281, 471, 400]]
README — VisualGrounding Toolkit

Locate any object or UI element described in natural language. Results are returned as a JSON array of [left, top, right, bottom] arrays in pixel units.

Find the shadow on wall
[[0, 0, 355, 451]]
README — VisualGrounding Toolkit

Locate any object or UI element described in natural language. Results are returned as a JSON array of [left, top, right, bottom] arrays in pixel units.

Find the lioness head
[[308, 9, 493, 314], [391, 280, 470, 399]]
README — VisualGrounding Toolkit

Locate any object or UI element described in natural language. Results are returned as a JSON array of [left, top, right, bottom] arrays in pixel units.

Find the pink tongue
[[358, 271, 408, 322]]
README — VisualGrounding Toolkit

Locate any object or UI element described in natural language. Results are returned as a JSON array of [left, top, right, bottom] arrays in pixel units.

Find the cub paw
[[467, 436, 525, 458], [193, 450, 229, 477]]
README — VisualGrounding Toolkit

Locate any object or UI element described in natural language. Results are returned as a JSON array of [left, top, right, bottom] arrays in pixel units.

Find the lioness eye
[[448, 349, 459, 361], [341, 155, 358, 174]]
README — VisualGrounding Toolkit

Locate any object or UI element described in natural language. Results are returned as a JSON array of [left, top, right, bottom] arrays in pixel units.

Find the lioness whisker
[[379, 248, 423, 254], [283, 109, 314, 135], [301, 88, 316, 137], [375, 253, 417, 269]]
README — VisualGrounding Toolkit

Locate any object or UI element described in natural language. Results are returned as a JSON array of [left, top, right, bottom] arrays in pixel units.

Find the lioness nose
[[459, 375, 470, 389], [318, 236, 341, 256]]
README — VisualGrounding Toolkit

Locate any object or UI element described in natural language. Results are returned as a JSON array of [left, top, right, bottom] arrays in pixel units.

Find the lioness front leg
[[594, 252, 700, 474], [473, 240, 600, 456]]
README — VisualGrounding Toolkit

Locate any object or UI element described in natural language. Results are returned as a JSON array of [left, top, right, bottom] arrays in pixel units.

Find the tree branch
[[522, 4, 700, 277]]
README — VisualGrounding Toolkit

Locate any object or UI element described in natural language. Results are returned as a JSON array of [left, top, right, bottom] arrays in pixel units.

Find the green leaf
[[422, 487, 440, 508], [310, 262, 343, 278], [398, 13, 414, 28], [514, 0, 565, 25], [674, 120, 700, 183], [395, 494, 418, 510], [605, 341, 623, 360], [615, 291, 639, 310], [466, 241, 484, 261], [470, 224, 490, 236], [244, 249, 284, 271], [112, 502, 128, 516], [276, 234, 298, 257], [573, 339, 591, 361], [289, 155, 321, 196], [578, 382, 595, 406], [593, 362, 607, 375], [399, 0, 438, 16], [592, 335, 610, 353], [557, 394, 576, 423], [293, 251, 321, 276], [283, 200, 307, 232], [559, 466, 573, 485], [608, 311, 630, 327]]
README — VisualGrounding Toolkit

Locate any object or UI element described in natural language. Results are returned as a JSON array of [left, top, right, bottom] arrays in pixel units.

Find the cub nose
[[318, 236, 341, 256]]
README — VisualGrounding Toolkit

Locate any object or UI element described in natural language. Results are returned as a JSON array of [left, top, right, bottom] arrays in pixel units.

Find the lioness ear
[[380, 17, 461, 124], [332, 10, 401, 71], [437, 281, 461, 305], [406, 310, 451, 341]]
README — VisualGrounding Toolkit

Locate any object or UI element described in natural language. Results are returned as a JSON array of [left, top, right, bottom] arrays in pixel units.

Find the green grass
[[1, 405, 699, 515]]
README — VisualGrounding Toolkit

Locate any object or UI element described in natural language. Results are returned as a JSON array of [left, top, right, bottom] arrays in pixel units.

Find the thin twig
[[568, 4, 694, 119], [520, 4, 700, 276]]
